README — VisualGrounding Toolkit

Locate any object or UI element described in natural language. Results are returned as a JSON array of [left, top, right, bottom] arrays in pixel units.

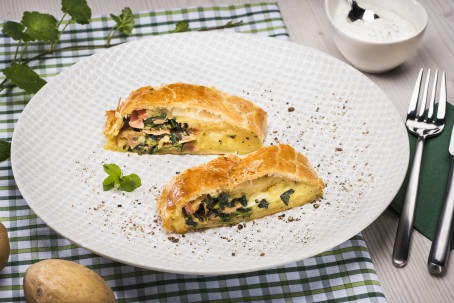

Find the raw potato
[[0, 221, 9, 271], [23, 259, 115, 303]]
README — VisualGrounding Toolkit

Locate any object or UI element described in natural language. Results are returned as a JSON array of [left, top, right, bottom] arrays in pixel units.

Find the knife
[[428, 125, 454, 275]]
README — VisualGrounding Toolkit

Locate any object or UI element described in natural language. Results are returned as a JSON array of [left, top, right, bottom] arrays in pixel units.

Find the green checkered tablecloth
[[0, 3, 387, 302]]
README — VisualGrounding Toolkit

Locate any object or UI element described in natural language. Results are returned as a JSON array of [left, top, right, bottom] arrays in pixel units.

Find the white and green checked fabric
[[0, 3, 387, 302]]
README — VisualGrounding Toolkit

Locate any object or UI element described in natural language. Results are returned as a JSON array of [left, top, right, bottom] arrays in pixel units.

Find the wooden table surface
[[2, 0, 453, 302]]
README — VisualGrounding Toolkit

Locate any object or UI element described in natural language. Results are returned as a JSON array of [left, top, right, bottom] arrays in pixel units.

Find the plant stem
[[52, 14, 69, 51], [0, 79, 8, 94], [22, 43, 122, 65], [199, 20, 244, 31], [0, 19, 243, 93], [13, 40, 22, 64], [0, 42, 123, 92], [105, 28, 118, 48], [18, 41, 30, 64]]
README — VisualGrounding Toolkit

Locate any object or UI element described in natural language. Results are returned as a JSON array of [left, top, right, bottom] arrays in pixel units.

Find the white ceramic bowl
[[325, 0, 428, 73]]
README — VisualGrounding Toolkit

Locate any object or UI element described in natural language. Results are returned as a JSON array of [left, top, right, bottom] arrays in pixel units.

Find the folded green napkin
[[391, 102, 454, 249]]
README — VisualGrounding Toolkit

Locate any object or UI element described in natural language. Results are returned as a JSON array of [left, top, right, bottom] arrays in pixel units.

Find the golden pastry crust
[[157, 144, 324, 233], [103, 83, 267, 154]]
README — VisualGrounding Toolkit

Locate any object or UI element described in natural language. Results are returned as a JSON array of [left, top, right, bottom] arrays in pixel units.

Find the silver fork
[[392, 68, 447, 268]]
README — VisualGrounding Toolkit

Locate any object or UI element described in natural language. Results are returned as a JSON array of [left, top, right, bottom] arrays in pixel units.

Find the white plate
[[11, 32, 408, 275]]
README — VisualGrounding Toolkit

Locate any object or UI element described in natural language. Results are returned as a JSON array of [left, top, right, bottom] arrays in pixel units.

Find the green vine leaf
[[22, 11, 59, 42], [3, 63, 46, 94], [110, 7, 134, 35], [61, 0, 92, 25], [172, 21, 190, 33], [0, 140, 11, 162], [1, 21, 33, 42]]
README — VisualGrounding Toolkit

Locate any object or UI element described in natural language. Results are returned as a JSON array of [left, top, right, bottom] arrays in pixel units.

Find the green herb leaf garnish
[[119, 173, 142, 192], [61, 0, 92, 25], [103, 163, 122, 179], [102, 175, 118, 191], [172, 21, 190, 33], [0, 140, 11, 162], [1, 21, 33, 41], [21, 11, 59, 42], [110, 7, 134, 35], [2, 63, 46, 94], [105, 7, 135, 47], [280, 189, 295, 206], [102, 163, 141, 192]]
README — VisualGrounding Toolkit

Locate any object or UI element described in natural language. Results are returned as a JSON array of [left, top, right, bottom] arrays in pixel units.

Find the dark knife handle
[[428, 156, 454, 275]]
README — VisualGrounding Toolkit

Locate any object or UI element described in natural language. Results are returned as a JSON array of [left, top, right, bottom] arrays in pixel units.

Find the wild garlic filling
[[182, 188, 296, 228], [121, 110, 196, 154]]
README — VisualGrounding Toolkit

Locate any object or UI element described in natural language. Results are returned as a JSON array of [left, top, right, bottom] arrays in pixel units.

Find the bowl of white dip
[[325, 0, 428, 73]]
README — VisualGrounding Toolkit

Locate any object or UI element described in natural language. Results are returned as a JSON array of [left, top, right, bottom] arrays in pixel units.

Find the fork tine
[[437, 71, 447, 121], [417, 69, 431, 119], [427, 70, 439, 120], [407, 68, 424, 120]]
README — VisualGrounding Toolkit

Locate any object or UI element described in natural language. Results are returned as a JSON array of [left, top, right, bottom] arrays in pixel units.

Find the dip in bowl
[[325, 0, 428, 73]]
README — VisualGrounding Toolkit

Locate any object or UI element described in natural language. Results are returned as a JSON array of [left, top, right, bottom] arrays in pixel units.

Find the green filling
[[256, 199, 269, 209], [184, 188, 296, 228], [185, 193, 252, 226], [182, 208, 198, 227], [220, 207, 252, 222], [280, 189, 295, 206], [131, 113, 190, 154], [143, 113, 166, 127]]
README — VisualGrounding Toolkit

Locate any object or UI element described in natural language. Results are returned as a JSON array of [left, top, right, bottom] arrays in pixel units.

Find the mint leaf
[[110, 7, 134, 35], [172, 21, 190, 33], [102, 164, 141, 192], [3, 63, 46, 94], [103, 163, 122, 178], [119, 173, 141, 192], [61, 0, 92, 25], [22, 11, 59, 42], [103, 175, 117, 191], [0, 140, 11, 162], [2, 21, 33, 42]]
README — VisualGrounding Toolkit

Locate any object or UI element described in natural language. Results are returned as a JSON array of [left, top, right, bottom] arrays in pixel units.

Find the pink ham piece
[[143, 129, 171, 136], [184, 203, 193, 215], [121, 127, 143, 149], [128, 109, 148, 129]]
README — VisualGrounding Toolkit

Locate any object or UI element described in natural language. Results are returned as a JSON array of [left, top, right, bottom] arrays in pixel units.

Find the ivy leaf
[[119, 173, 142, 192], [21, 11, 59, 42], [172, 21, 190, 33], [3, 63, 46, 94], [110, 7, 134, 35], [1, 21, 33, 42], [0, 140, 11, 162], [61, 0, 92, 25]]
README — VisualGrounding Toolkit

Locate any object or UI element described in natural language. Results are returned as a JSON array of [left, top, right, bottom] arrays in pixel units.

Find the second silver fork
[[392, 68, 447, 268]]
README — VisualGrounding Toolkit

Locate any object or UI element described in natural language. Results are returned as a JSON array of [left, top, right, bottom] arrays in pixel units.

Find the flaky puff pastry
[[157, 144, 324, 233], [104, 83, 267, 155]]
